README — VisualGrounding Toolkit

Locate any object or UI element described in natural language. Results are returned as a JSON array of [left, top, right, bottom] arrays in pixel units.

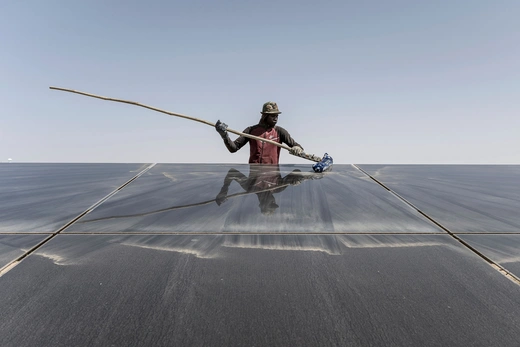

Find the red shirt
[[223, 124, 302, 164]]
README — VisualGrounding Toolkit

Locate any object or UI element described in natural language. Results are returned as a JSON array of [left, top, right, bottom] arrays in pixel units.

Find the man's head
[[260, 101, 281, 128]]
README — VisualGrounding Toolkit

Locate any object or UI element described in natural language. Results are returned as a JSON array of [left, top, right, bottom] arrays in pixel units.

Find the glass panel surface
[[0, 163, 150, 232], [358, 165, 520, 232], [0, 234, 519, 346], [0, 235, 48, 268], [66, 164, 440, 233], [459, 234, 520, 278]]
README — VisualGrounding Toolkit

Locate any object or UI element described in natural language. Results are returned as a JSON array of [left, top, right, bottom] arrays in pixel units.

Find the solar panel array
[[1, 163, 519, 346]]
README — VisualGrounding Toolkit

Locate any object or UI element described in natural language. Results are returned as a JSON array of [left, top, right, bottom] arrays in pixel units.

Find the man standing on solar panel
[[215, 101, 304, 164]]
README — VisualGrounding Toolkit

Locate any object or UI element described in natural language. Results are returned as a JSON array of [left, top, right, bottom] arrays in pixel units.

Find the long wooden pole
[[49, 86, 322, 162]]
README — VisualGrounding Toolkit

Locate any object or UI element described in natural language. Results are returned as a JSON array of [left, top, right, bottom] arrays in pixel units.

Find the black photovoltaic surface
[[458, 234, 520, 278], [0, 234, 48, 268], [66, 164, 439, 233], [357, 165, 520, 232], [0, 163, 151, 233], [0, 163, 519, 347]]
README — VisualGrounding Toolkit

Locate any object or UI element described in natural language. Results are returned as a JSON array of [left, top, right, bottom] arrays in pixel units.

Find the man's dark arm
[[222, 126, 251, 153], [276, 126, 303, 150], [216, 121, 250, 153]]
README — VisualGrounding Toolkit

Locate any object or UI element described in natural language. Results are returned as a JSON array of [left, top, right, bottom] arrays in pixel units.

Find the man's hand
[[215, 120, 228, 138], [289, 146, 303, 155]]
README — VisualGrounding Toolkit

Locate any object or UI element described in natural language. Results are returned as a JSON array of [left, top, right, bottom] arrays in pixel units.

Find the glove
[[289, 146, 303, 155], [215, 120, 228, 138]]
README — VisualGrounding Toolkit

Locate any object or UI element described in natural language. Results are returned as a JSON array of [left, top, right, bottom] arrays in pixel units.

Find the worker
[[215, 101, 304, 164]]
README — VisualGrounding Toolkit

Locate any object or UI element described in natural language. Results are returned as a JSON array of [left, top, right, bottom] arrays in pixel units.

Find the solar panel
[[65, 164, 440, 233], [0, 163, 151, 233], [1, 163, 519, 346], [0, 234, 48, 268], [459, 234, 520, 278], [357, 165, 520, 232]]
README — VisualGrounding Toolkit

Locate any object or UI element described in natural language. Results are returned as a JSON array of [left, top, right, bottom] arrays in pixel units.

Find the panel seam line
[[0, 163, 156, 277], [352, 164, 520, 286]]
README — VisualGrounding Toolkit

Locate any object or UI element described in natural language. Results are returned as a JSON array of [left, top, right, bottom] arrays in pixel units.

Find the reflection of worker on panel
[[215, 165, 318, 215]]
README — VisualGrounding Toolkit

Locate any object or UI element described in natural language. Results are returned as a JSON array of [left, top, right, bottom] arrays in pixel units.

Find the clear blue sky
[[1, 0, 519, 164]]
